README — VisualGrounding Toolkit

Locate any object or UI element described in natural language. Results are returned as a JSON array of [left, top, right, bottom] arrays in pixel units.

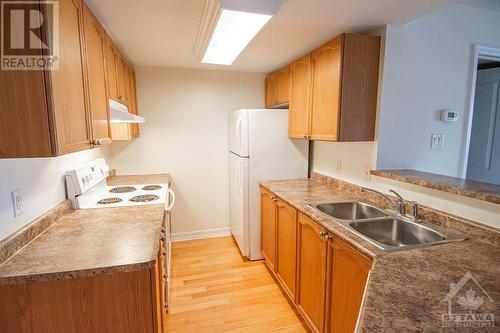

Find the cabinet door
[[297, 213, 328, 333], [276, 199, 297, 299], [116, 53, 128, 103], [104, 37, 118, 100], [265, 74, 277, 108], [128, 67, 140, 137], [328, 236, 371, 333], [261, 188, 277, 271], [50, 0, 91, 154], [289, 54, 312, 139], [82, 4, 110, 144], [310, 36, 342, 141], [275, 66, 290, 105]]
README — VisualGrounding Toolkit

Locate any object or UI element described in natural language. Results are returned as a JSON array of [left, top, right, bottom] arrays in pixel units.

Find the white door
[[229, 152, 249, 256], [467, 67, 500, 185], [228, 109, 249, 157]]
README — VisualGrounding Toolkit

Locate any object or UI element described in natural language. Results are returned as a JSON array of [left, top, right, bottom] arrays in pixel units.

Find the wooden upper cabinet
[[51, 0, 91, 154], [276, 199, 297, 300], [128, 66, 140, 137], [115, 53, 128, 103], [338, 34, 380, 142], [310, 34, 380, 141], [297, 213, 328, 333], [104, 37, 118, 100], [265, 73, 278, 108], [274, 33, 380, 141], [265, 66, 290, 108], [0, 62, 53, 157], [82, 3, 110, 144], [289, 53, 312, 139], [310, 37, 342, 141], [261, 188, 277, 271], [327, 236, 372, 333], [275, 66, 290, 104], [0, 0, 144, 157]]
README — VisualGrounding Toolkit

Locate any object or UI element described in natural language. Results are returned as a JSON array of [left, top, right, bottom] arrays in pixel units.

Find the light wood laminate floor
[[165, 236, 308, 332]]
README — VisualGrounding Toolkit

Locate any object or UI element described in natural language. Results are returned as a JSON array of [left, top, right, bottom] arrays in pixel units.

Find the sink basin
[[348, 217, 467, 251], [315, 202, 388, 220]]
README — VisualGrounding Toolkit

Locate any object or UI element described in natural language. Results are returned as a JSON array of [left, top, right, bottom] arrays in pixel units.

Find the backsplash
[[311, 172, 500, 247]]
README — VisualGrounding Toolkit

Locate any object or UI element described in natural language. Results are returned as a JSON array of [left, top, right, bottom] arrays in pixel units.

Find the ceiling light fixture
[[194, 0, 282, 66]]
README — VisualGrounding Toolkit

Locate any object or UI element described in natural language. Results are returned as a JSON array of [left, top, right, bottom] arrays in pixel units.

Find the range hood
[[109, 99, 145, 123]]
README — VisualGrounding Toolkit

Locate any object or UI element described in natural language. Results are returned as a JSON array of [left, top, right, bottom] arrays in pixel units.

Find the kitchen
[[0, 0, 500, 332]]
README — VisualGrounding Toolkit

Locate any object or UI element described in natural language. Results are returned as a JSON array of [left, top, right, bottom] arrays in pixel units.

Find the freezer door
[[229, 152, 249, 257], [228, 109, 249, 157]]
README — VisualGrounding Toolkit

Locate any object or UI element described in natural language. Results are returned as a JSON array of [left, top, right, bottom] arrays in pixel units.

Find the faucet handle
[[409, 201, 419, 221]]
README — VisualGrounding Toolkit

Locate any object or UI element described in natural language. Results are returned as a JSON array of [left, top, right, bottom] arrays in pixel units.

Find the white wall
[[377, 4, 500, 177], [109, 67, 264, 235], [312, 4, 500, 229], [0, 147, 110, 240]]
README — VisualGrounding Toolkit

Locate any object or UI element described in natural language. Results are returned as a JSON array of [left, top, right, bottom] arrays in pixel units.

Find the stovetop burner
[[109, 186, 137, 193], [97, 197, 123, 205], [129, 194, 160, 202], [142, 185, 162, 191]]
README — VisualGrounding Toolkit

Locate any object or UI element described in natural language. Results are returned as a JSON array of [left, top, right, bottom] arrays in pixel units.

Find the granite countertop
[[260, 179, 500, 332], [0, 174, 170, 286], [371, 169, 500, 205]]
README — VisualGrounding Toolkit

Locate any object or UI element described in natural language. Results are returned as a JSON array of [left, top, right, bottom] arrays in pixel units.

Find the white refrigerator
[[228, 109, 308, 260]]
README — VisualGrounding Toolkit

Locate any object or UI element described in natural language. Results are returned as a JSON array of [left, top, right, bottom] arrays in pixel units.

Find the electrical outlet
[[12, 190, 23, 217], [431, 133, 445, 150]]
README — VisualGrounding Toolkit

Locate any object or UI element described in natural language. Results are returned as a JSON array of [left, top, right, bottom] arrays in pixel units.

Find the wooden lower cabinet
[[327, 236, 372, 333], [297, 213, 328, 332], [261, 189, 373, 333], [276, 199, 297, 299], [261, 188, 277, 270], [0, 240, 167, 333]]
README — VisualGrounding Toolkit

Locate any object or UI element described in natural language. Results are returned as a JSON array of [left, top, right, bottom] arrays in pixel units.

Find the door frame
[[461, 44, 500, 178]]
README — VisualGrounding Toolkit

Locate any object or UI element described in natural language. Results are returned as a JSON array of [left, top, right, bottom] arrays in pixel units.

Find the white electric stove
[[65, 158, 170, 209]]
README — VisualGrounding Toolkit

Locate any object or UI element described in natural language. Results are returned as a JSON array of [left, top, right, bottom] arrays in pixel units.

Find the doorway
[[463, 46, 500, 185]]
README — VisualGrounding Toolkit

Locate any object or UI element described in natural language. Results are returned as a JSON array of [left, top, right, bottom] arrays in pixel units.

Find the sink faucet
[[360, 187, 406, 216]]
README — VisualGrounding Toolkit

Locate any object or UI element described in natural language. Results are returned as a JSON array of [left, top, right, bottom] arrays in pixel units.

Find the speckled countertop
[[0, 174, 170, 286], [372, 169, 500, 205], [260, 179, 500, 332]]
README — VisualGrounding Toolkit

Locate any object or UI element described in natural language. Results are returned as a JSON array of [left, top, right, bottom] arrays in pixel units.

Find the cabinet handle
[[272, 197, 278, 202], [324, 235, 333, 241], [119, 96, 126, 101], [319, 231, 327, 237], [91, 139, 102, 146]]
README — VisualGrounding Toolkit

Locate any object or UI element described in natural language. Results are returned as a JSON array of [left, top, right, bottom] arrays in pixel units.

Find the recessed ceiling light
[[194, 0, 283, 66]]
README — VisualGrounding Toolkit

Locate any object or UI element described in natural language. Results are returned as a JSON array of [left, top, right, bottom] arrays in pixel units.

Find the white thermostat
[[441, 110, 459, 122]]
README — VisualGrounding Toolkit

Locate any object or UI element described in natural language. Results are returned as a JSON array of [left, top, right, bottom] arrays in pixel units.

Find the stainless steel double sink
[[312, 202, 467, 251]]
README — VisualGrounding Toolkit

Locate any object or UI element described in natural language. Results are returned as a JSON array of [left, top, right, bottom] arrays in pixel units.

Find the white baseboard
[[171, 227, 232, 242]]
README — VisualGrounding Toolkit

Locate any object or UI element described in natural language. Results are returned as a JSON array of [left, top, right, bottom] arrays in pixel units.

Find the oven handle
[[165, 189, 175, 213]]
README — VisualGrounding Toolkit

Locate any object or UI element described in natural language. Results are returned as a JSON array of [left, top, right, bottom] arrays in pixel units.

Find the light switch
[[431, 133, 445, 150]]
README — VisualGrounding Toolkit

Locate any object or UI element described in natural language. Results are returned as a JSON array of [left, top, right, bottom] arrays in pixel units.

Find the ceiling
[[85, 0, 493, 73]]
